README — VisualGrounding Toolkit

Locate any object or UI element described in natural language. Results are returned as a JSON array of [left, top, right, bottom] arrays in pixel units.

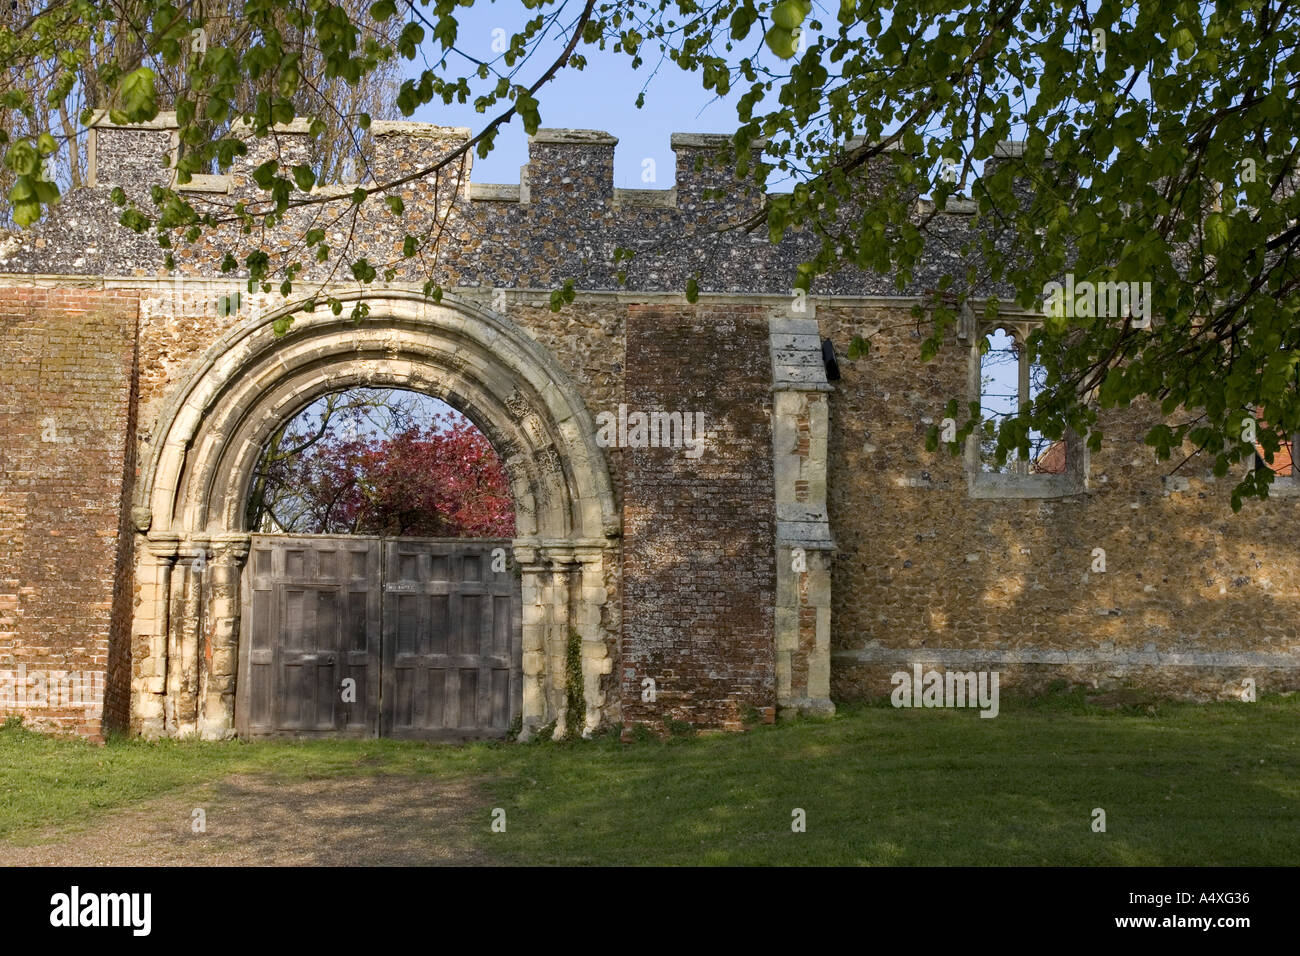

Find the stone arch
[[130, 290, 618, 740]]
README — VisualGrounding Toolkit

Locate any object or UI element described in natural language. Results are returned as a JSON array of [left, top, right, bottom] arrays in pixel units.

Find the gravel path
[[0, 774, 490, 866]]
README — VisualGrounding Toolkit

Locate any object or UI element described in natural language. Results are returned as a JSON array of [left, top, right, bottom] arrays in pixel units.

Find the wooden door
[[237, 535, 381, 737], [237, 534, 519, 739], [380, 539, 520, 740]]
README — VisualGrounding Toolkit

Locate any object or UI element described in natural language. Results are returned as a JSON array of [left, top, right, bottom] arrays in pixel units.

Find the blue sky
[[401, 2, 1150, 193], [405, 1, 796, 187]]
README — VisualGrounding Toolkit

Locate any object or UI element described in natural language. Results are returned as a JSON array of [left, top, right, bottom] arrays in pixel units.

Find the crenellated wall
[[0, 116, 1297, 740], [0, 115, 1017, 296]]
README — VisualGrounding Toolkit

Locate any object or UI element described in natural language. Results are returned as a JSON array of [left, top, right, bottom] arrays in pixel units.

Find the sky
[[289, 389, 465, 442], [404, 0, 806, 188], [399, 1, 1152, 194]]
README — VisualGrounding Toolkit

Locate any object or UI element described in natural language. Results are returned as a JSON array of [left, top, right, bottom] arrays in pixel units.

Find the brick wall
[[620, 305, 776, 730], [0, 287, 139, 738]]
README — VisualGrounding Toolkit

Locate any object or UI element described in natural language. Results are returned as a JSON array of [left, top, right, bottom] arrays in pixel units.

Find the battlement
[[4, 115, 1044, 297], [85, 114, 774, 211], [85, 113, 1039, 213]]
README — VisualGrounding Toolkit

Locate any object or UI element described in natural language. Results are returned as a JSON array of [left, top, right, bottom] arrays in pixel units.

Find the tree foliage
[[247, 389, 513, 536], [2, 1, 1299, 507], [0, 0, 400, 226]]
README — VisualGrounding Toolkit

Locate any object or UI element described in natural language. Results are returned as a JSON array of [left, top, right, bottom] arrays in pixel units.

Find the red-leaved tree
[[251, 411, 514, 537]]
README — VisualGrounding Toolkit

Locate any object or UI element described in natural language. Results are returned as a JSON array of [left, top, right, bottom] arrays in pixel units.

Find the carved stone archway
[[130, 290, 618, 740]]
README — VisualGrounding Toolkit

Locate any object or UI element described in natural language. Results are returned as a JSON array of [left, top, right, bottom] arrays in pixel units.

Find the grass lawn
[[2, 688, 1297, 865]]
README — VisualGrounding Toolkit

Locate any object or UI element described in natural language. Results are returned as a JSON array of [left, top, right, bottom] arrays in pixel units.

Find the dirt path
[[0, 774, 491, 866]]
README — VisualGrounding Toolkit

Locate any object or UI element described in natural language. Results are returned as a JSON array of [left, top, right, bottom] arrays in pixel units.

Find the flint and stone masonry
[[0, 115, 1297, 740]]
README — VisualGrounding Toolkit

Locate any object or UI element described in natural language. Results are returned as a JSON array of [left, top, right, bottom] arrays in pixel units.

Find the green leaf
[[398, 22, 425, 59], [278, 55, 300, 99], [846, 335, 870, 360], [771, 0, 811, 30], [10, 191, 40, 227], [118, 67, 158, 122], [764, 26, 796, 59], [1204, 213, 1229, 252], [33, 179, 59, 204], [252, 161, 279, 189], [515, 91, 541, 135], [433, 14, 459, 51], [292, 165, 316, 191], [730, 5, 757, 40], [5, 142, 38, 176], [350, 257, 377, 283]]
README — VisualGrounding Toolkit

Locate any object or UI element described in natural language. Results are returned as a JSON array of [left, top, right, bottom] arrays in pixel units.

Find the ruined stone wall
[[1, 116, 1297, 740], [819, 303, 1300, 702], [620, 304, 776, 731]]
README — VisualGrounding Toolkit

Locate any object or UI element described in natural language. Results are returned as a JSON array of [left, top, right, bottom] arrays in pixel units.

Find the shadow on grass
[[473, 692, 1300, 865], [2, 692, 1297, 865]]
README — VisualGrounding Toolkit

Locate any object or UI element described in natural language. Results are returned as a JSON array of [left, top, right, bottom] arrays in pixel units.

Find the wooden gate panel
[[381, 538, 519, 740], [242, 545, 276, 733], [237, 535, 381, 738], [240, 534, 519, 739]]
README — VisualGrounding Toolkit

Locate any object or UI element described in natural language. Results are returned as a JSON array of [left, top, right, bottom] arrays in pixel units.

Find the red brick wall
[[0, 287, 139, 738], [620, 305, 776, 731]]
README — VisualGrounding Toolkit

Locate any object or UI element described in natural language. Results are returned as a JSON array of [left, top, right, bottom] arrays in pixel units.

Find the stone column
[[542, 545, 576, 740], [770, 316, 836, 716], [199, 533, 249, 739], [131, 534, 178, 738], [515, 543, 549, 740], [164, 536, 209, 737], [573, 545, 612, 736]]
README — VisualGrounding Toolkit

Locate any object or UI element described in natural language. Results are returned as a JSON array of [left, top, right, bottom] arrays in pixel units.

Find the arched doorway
[[129, 291, 618, 741], [237, 387, 520, 740]]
